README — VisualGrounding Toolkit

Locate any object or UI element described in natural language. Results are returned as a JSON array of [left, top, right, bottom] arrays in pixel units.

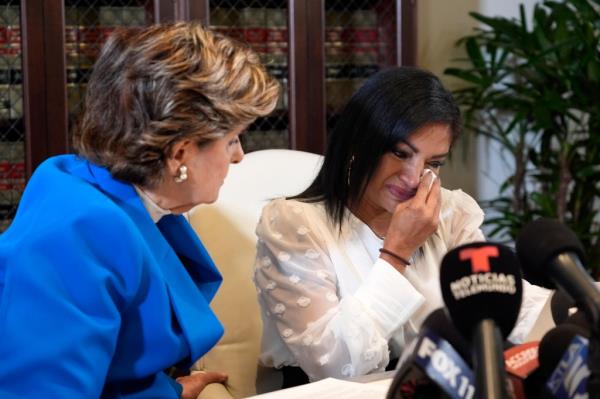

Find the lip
[[385, 184, 415, 202]]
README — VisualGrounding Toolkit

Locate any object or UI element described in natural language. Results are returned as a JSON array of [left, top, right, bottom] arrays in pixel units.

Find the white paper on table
[[245, 377, 391, 399]]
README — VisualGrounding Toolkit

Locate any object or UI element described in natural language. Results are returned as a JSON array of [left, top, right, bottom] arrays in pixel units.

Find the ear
[[166, 139, 192, 177]]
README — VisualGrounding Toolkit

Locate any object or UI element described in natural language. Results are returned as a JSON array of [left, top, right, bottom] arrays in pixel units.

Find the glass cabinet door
[[209, 0, 289, 152], [324, 0, 397, 133], [0, 3, 23, 232], [64, 0, 155, 140]]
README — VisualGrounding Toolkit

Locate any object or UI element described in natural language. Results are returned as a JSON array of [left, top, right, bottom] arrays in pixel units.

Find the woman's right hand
[[381, 170, 441, 271]]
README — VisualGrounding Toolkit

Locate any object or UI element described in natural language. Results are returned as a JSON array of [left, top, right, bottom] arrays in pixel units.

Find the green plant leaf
[[447, 0, 600, 272]]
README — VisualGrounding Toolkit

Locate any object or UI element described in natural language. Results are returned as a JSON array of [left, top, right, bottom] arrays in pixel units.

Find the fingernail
[[424, 168, 437, 190], [423, 168, 437, 181], [421, 168, 431, 181]]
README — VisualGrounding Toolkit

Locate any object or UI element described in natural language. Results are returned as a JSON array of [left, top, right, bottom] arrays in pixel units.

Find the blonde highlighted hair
[[74, 22, 279, 187]]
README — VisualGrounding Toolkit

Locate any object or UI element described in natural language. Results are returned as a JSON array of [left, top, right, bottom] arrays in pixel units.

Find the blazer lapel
[[69, 158, 173, 262], [157, 215, 223, 362], [157, 215, 222, 300], [72, 159, 224, 362]]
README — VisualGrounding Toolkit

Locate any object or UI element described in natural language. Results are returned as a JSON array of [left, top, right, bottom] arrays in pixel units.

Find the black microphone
[[516, 218, 600, 397], [501, 310, 587, 399], [538, 323, 591, 381], [550, 289, 576, 325], [421, 308, 472, 364], [565, 309, 592, 332], [538, 323, 591, 397], [440, 242, 524, 399], [387, 309, 475, 399], [515, 218, 600, 325]]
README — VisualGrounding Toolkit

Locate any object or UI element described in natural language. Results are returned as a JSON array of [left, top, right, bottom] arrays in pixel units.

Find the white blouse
[[253, 188, 550, 381]]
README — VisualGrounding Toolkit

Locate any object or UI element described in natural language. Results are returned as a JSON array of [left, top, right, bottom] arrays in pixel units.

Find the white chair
[[187, 149, 323, 399]]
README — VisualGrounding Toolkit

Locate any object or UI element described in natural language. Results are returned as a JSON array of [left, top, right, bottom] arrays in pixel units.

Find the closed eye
[[391, 149, 411, 160], [427, 160, 446, 169]]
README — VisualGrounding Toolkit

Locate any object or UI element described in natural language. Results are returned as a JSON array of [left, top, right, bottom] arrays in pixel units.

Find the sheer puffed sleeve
[[254, 199, 425, 380], [508, 280, 552, 343], [442, 189, 551, 343], [443, 189, 486, 247]]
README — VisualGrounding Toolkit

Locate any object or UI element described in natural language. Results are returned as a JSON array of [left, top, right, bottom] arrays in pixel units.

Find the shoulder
[[260, 198, 324, 222], [441, 188, 484, 220], [20, 194, 136, 243], [8, 162, 144, 269], [439, 187, 485, 236], [3, 157, 146, 299], [17, 199, 142, 261], [1, 203, 145, 308], [21, 156, 111, 211], [257, 198, 328, 240]]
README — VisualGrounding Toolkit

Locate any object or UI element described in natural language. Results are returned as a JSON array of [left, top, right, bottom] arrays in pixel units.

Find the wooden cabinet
[[0, 2, 23, 230], [0, 0, 415, 230], [0, 0, 170, 231], [205, 0, 416, 154]]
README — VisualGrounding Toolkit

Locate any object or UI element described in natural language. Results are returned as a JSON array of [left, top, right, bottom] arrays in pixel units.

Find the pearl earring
[[174, 165, 188, 183]]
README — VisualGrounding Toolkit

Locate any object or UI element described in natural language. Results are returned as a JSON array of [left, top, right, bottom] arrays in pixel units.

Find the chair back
[[188, 149, 323, 399]]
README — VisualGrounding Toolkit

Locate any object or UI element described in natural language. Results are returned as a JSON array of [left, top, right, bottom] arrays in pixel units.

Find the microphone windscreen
[[504, 342, 543, 399], [550, 289, 575, 325], [537, 323, 590, 379], [421, 308, 471, 364], [564, 309, 591, 331], [515, 218, 586, 288], [388, 329, 475, 399], [440, 242, 523, 339]]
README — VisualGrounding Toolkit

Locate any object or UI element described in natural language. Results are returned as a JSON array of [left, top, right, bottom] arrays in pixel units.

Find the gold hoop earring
[[174, 165, 188, 183], [347, 155, 355, 186]]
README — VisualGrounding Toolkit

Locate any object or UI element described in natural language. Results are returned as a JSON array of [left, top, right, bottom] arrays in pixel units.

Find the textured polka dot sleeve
[[253, 199, 424, 380], [509, 280, 551, 343], [444, 189, 486, 247], [443, 189, 551, 342]]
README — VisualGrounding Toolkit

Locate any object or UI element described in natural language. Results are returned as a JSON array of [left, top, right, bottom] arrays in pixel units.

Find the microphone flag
[[412, 330, 475, 399], [546, 335, 590, 399]]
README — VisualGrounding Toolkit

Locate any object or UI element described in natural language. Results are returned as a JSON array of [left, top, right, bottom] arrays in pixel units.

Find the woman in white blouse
[[253, 67, 550, 385]]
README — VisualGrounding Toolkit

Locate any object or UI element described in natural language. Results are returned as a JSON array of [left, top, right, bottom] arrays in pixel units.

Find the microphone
[[440, 242, 524, 399], [504, 341, 542, 399], [420, 308, 472, 364], [515, 218, 600, 325], [504, 325, 585, 398], [565, 310, 592, 332], [516, 218, 600, 397], [387, 310, 475, 399], [538, 323, 591, 383], [545, 333, 591, 398], [551, 289, 576, 325]]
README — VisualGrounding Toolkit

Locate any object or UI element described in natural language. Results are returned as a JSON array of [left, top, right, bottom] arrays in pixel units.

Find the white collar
[[134, 185, 171, 223]]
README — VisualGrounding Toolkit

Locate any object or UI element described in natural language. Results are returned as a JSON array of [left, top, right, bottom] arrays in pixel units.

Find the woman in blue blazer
[[0, 22, 279, 399]]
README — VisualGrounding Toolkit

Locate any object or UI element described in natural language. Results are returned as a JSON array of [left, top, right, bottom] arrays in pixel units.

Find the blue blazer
[[0, 155, 224, 398]]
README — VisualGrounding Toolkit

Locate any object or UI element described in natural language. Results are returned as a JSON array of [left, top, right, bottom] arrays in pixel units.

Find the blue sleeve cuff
[[166, 374, 183, 398]]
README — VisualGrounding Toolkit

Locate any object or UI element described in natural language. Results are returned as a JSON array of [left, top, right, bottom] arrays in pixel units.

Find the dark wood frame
[[288, 0, 326, 153], [19, 0, 416, 177], [21, 0, 68, 177], [399, 0, 417, 66], [20, 0, 176, 178], [180, 0, 416, 155]]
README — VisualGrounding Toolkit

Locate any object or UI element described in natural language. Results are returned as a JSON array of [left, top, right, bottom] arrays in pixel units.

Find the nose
[[231, 142, 244, 164], [400, 161, 424, 189]]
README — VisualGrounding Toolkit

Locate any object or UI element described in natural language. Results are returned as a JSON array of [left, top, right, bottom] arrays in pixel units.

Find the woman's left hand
[[381, 169, 441, 271], [177, 370, 228, 399]]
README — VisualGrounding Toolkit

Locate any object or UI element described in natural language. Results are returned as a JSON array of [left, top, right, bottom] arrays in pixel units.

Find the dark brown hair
[[295, 66, 461, 227]]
